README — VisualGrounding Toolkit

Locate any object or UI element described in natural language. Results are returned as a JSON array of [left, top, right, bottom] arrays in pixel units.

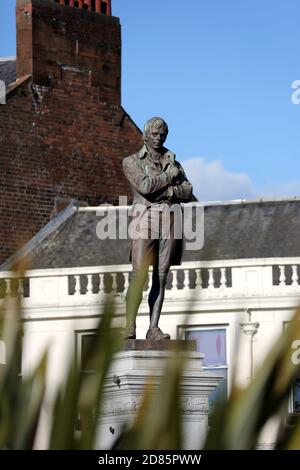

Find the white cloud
[[183, 157, 300, 202], [183, 157, 257, 201], [261, 181, 300, 198]]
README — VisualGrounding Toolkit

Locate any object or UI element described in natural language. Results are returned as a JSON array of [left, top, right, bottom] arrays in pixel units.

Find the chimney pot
[[52, 0, 112, 15]]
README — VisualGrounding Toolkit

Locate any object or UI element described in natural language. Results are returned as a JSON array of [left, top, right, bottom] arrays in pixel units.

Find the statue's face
[[145, 125, 168, 151]]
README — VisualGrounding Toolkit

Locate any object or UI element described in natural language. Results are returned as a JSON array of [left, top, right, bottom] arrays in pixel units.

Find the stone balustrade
[[1, 258, 300, 310]]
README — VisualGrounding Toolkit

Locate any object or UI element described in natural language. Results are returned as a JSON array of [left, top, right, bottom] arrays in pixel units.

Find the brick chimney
[[16, 0, 120, 104]]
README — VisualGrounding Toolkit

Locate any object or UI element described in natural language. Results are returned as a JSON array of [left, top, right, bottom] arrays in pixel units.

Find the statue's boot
[[123, 323, 136, 340], [146, 326, 170, 341]]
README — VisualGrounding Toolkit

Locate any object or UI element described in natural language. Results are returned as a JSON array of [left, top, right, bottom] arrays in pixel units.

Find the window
[[75, 330, 99, 430], [288, 376, 300, 414], [291, 379, 300, 413], [76, 330, 98, 373], [185, 327, 228, 412]]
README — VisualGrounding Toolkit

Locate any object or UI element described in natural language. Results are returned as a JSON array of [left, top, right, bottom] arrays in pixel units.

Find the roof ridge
[[203, 196, 300, 206], [75, 196, 300, 212]]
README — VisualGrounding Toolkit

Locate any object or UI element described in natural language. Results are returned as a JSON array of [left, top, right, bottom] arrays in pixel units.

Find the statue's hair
[[143, 117, 169, 136]]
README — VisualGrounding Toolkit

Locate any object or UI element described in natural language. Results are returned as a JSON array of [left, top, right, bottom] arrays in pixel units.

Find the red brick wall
[[0, 0, 142, 263]]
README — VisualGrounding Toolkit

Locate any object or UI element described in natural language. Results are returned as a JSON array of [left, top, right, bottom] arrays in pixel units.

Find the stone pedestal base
[[95, 341, 221, 450]]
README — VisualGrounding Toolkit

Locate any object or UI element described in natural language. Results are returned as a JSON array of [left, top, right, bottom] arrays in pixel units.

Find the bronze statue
[[122, 117, 193, 340]]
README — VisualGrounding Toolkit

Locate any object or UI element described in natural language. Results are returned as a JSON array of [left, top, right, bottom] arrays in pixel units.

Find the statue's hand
[[166, 164, 180, 181]]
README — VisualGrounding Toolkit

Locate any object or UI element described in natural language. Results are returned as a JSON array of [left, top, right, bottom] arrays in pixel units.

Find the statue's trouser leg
[[125, 236, 156, 331], [149, 270, 169, 328], [125, 268, 148, 331], [148, 227, 175, 328], [148, 264, 159, 320]]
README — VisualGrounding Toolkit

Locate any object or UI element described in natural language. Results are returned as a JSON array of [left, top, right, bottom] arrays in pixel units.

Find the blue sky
[[1, 0, 300, 201]]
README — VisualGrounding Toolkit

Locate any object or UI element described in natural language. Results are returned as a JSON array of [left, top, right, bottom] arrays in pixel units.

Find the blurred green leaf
[[49, 298, 122, 450]]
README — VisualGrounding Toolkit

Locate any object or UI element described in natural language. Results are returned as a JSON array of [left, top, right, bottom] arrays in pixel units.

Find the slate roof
[[2, 198, 300, 270], [0, 58, 16, 86]]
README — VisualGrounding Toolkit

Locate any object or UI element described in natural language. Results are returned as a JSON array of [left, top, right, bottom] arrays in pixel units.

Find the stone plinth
[[96, 340, 221, 450]]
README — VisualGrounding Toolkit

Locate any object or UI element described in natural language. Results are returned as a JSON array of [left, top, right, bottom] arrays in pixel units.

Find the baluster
[[111, 273, 117, 294], [78, 0, 83, 8], [87, 274, 93, 295], [74, 275, 81, 296], [6, 279, 12, 297], [171, 269, 178, 291], [85, 0, 92, 10], [195, 269, 202, 290], [220, 268, 227, 289], [98, 273, 105, 295], [183, 270, 190, 291], [292, 265, 299, 287], [279, 266, 286, 287], [17, 279, 24, 297], [0, 339, 6, 365], [70, 0, 75, 6], [123, 272, 129, 295], [208, 268, 214, 289]]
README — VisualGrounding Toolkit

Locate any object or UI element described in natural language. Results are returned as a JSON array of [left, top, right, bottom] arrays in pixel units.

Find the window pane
[[81, 333, 98, 371], [186, 329, 227, 366], [293, 379, 300, 413]]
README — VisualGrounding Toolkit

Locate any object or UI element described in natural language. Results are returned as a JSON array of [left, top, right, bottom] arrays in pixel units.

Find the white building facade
[[1, 199, 300, 448]]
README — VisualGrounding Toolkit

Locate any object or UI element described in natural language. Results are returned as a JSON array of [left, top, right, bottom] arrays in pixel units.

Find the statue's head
[[143, 117, 169, 151]]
